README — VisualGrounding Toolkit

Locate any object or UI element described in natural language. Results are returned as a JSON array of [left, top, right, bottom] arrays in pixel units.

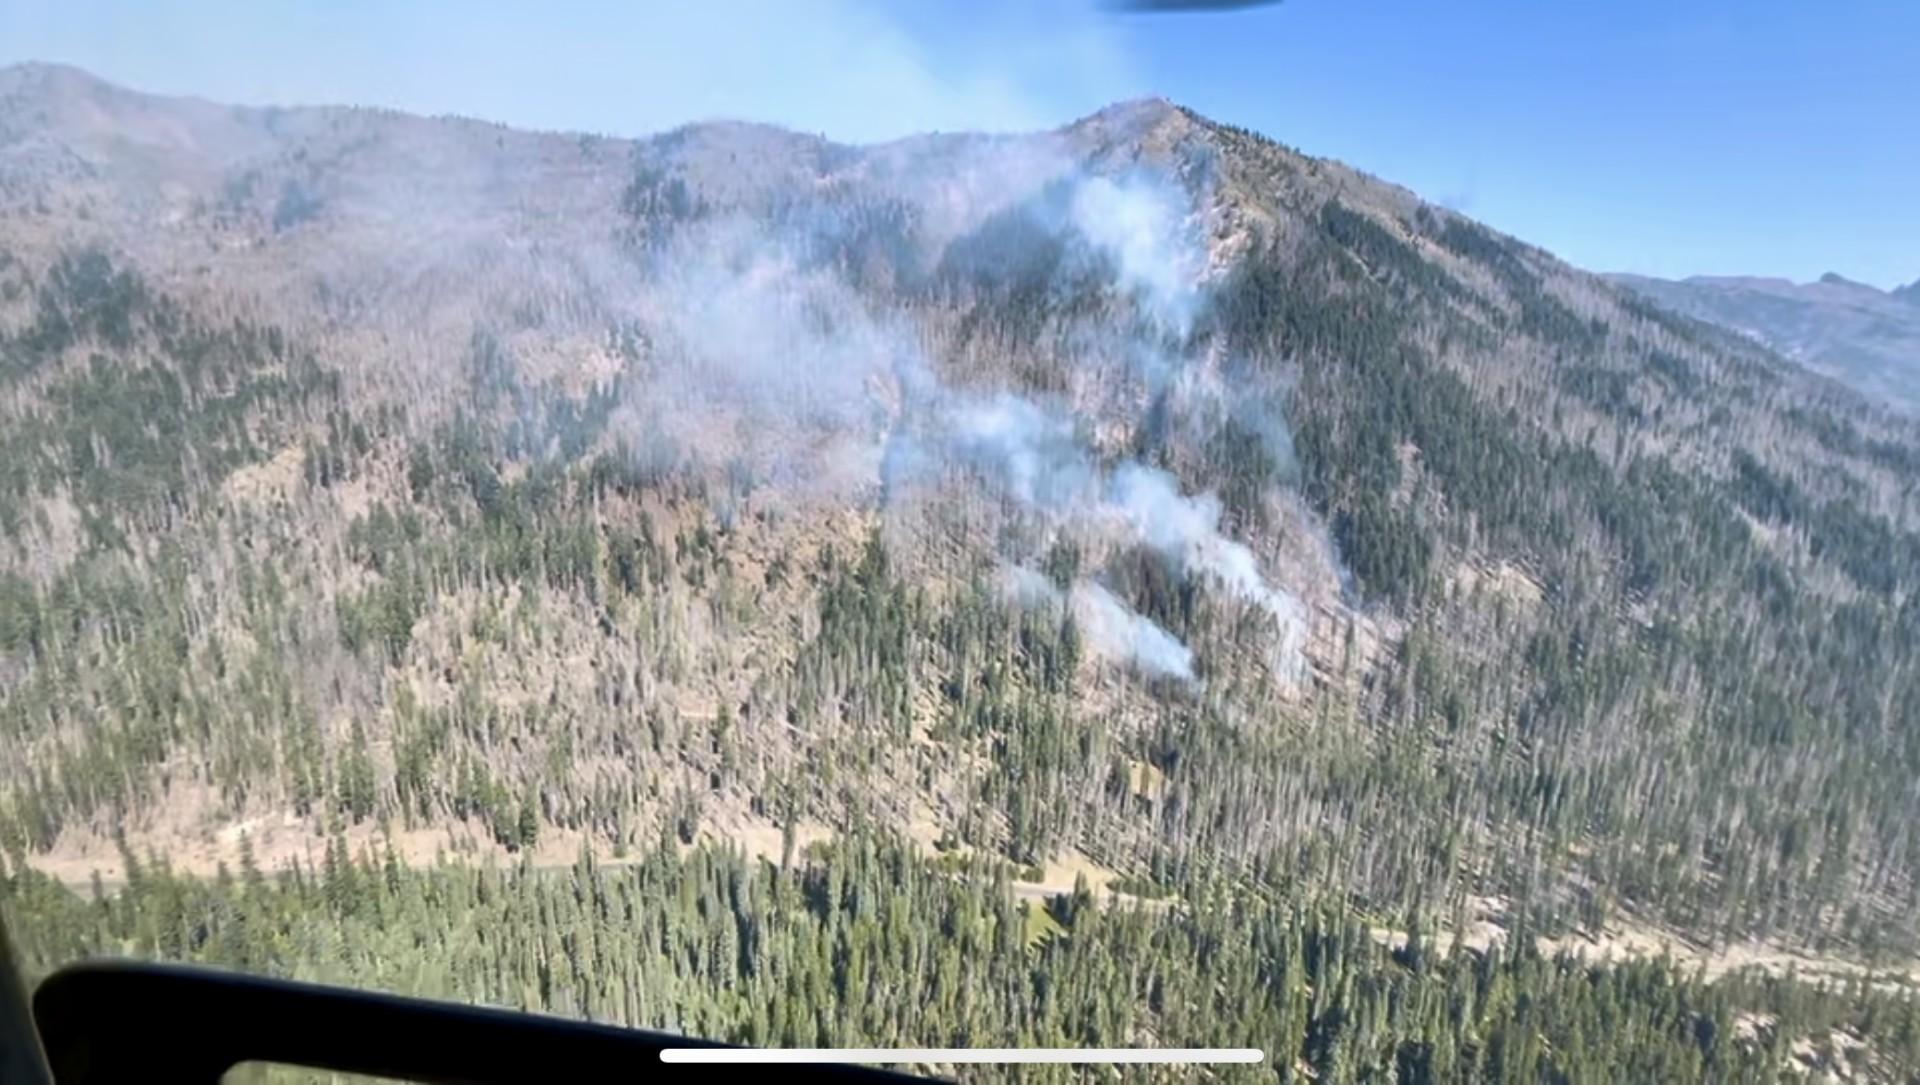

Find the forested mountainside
[[3, 63, 1920, 1079], [1609, 271, 1920, 414]]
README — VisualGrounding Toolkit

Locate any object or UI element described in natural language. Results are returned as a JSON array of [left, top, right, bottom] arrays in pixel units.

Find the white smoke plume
[[612, 145, 1314, 685], [647, 218, 889, 429], [617, 212, 916, 500], [1072, 579, 1195, 681], [1067, 174, 1204, 337], [941, 393, 1095, 507], [998, 566, 1195, 682], [1107, 463, 1307, 681], [916, 390, 1307, 683]]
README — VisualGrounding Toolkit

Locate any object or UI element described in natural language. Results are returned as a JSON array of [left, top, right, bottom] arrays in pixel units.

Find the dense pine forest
[[3, 65, 1920, 1079], [8, 836, 1920, 1082]]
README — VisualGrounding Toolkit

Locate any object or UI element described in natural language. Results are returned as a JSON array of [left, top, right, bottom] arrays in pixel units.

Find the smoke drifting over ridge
[[0, 61, 1343, 686], [611, 141, 1318, 685]]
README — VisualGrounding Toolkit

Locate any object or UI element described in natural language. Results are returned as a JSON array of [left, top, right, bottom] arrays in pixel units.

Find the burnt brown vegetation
[[2, 64, 1919, 1080]]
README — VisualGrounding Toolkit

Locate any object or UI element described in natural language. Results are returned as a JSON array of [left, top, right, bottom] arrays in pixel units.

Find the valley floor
[[30, 814, 1920, 1003]]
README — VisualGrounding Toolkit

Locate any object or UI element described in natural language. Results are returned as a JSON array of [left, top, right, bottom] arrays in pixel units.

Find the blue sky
[[2, 0, 1914, 288]]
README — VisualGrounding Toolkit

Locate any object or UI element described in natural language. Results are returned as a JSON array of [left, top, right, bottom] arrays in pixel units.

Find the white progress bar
[[661, 1048, 1264, 1065]]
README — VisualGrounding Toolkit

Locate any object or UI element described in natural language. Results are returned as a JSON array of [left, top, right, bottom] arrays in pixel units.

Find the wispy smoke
[[941, 394, 1094, 507], [920, 390, 1309, 677], [615, 138, 1315, 685], [619, 212, 914, 499], [645, 217, 897, 431], [1107, 463, 1306, 679], [1067, 175, 1204, 336], [901, 388, 1308, 683], [999, 565, 1195, 681], [1072, 579, 1195, 680]]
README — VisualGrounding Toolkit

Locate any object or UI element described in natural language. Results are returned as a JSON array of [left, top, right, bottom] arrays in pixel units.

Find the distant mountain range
[[1609, 270, 1920, 412]]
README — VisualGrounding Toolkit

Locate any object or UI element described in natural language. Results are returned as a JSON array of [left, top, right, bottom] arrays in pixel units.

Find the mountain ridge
[[1607, 269, 1920, 412], [3, 64, 1920, 982]]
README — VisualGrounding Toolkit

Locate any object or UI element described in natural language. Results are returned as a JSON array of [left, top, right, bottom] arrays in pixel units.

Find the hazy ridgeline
[[3, 65, 1920, 1079]]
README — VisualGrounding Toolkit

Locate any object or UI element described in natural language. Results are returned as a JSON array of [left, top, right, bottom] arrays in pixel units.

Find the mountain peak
[[1069, 96, 1189, 136], [0, 59, 104, 83], [1084, 95, 1180, 118], [0, 60, 122, 104], [1809, 271, 1891, 299]]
